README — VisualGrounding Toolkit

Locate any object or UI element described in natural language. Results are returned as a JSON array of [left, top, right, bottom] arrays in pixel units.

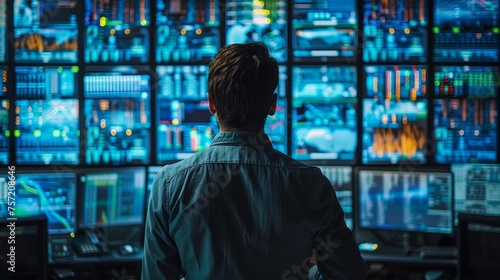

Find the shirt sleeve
[[142, 171, 182, 279], [312, 175, 368, 280]]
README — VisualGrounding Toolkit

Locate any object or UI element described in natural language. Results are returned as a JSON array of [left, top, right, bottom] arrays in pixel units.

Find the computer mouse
[[118, 244, 138, 256]]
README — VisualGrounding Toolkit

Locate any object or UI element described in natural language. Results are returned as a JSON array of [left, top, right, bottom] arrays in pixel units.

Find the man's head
[[208, 42, 279, 131]]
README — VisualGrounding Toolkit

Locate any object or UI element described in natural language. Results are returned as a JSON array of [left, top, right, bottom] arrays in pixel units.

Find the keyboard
[[419, 246, 457, 259]]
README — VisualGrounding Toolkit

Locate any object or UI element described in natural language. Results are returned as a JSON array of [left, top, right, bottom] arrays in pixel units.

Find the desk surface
[[361, 248, 457, 268]]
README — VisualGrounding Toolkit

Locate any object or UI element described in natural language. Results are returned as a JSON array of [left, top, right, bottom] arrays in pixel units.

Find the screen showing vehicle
[[84, 0, 150, 63], [14, 0, 78, 63], [15, 66, 78, 99], [434, 98, 497, 163], [84, 66, 151, 165], [292, 0, 357, 62], [292, 66, 357, 162], [433, 0, 499, 62], [358, 169, 453, 234], [363, 0, 427, 62], [434, 66, 498, 98], [318, 165, 353, 229], [156, 0, 220, 63], [362, 99, 427, 164], [225, 0, 287, 62], [364, 65, 428, 100], [0, 100, 8, 165]]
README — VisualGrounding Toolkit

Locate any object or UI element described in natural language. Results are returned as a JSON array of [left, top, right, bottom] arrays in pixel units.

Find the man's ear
[[268, 93, 278, 116], [207, 93, 216, 115]]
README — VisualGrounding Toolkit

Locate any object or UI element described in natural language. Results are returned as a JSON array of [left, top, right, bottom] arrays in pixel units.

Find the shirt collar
[[210, 131, 273, 147]]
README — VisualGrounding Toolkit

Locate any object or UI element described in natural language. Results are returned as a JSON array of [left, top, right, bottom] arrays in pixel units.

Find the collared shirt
[[142, 131, 367, 280]]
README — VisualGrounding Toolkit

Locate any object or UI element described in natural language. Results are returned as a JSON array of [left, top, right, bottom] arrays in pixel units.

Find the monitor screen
[[0, 171, 76, 235], [15, 66, 78, 99], [156, 0, 220, 63], [225, 0, 287, 62], [291, 66, 357, 162], [317, 165, 353, 229], [78, 167, 146, 228], [433, 0, 499, 62], [362, 99, 427, 164], [364, 65, 428, 100], [292, 0, 358, 62], [362, 0, 428, 63], [357, 169, 453, 234], [15, 99, 80, 165], [84, 0, 150, 63], [0, 0, 6, 62], [84, 66, 151, 165], [266, 65, 287, 154], [434, 98, 497, 163], [0, 100, 8, 164], [14, 0, 78, 63], [434, 66, 499, 98], [451, 164, 500, 226], [1, 67, 5, 98]]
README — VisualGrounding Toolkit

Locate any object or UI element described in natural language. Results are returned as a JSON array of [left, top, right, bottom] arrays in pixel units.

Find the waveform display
[[365, 65, 428, 100], [363, 0, 427, 62], [156, 0, 219, 63], [434, 98, 497, 163], [84, 0, 150, 63], [434, 66, 498, 98], [15, 99, 79, 165], [433, 0, 499, 62], [0, 0, 6, 62], [362, 99, 427, 164], [15, 66, 78, 99], [225, 0, 287, 62], [0, 172, 77, 234], [14, 0, 78, 63], [0, 100, 8, 164], [292, 0, 358, 62]]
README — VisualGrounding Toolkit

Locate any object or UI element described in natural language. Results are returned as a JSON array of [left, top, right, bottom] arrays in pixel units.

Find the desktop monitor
[[0, 99, 8, 165], [362, 0, 428, 63], [0, 170, 77, 235], [84, 66, 151, 165], [156, 0, 220, 63], [362, 98, 427, 164], [15, 66, 78, 99], [451, 164, 500, 226], [15, 99, 80, 165], [434, 66, 498, 98], [364, 65, 428, 100], [84, 0, 150, 63], [433, 0, 499, 62], [292, 0, 358, 62], [0, 0, 5, 62], [225, 0, 287, 62], [14, 0, 78, 63], [434, 98, 497, 163], [357, 168, 453, 234], [291, 65, 357, 162]]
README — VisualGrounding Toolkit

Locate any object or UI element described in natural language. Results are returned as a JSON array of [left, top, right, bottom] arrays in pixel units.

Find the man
[[142, 42, 367, 279]]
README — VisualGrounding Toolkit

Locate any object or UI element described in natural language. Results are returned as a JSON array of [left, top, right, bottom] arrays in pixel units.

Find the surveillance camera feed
[[14, 0, 78, 63], [433, 0, 499, 62], [362, 99, 427, 164], [292, 0, 358, 62], [434, 98, 497, 163], [364, 65, 428, 100], [362, 0, 428, 63], [292, 65, 357, 162], [156, 0, 220, 63], [225, 0, 287, 62], [84, 0, 150, 63], [433, 66, 498, 98]]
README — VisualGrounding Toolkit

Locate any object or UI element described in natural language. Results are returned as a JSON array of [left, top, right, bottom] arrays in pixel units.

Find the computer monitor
[[225, 0, 287, 62], [78, 167, 146, 229], [364, 65, 428, 100], [317, 166, 353, 230], [84, 66, 151, 165], [434, 66, 498, 98], [15, 99, 80, 165], [156, 0, 220, 63], [357, 168, 453, 234], [362, 98, 427, 164], [15, 66, 78, 99], [14, 0, 78, 63], [433, 0, 499, 62], [292, 0, 358, 62], [0, 170, 76, 235], [0, 0, 5, 62], [84, 0, 150, 63], [451, 164, 500, 227], [362, 0, 427, 63], [291, 65, 357, 162], [1, 67, 6, 98], [434, 98, 497, 163], [0, 99, 8, 165]]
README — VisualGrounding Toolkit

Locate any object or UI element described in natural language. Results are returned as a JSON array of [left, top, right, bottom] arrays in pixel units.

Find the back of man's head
[[208, 42, 279, 130]]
